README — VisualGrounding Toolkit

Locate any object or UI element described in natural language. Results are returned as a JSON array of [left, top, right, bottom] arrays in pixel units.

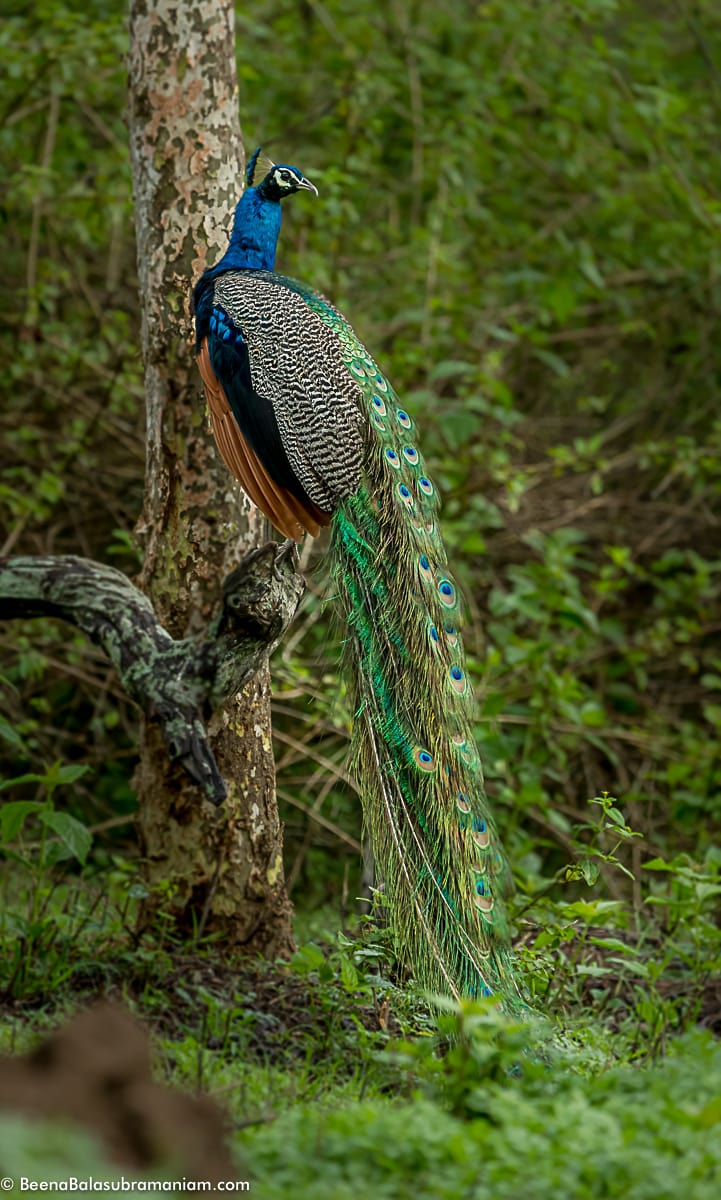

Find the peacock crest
[[246, 146, 276, 188]]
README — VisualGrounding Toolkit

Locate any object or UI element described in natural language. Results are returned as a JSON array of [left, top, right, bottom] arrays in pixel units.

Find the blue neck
[[211, 186, 281, 273]]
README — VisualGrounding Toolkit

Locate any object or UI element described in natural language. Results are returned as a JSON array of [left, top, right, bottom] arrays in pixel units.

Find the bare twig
[[276, 788, 362, 853]]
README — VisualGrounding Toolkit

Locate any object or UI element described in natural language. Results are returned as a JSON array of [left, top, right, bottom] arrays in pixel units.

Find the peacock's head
[[247, 147, 318, 201]]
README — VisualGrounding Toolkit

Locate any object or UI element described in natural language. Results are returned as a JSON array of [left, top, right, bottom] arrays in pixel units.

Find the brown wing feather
[[198, 339, 331, 542]]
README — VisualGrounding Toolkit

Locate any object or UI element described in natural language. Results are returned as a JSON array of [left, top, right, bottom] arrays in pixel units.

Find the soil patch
[[0, 1001, 236, 1178]]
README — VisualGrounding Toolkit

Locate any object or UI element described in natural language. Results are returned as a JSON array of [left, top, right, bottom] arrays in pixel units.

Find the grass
[[0, 832, 720, 1195]]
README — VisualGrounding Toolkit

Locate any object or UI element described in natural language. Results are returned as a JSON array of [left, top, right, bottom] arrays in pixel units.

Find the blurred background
[[2, 0, 720, 945]]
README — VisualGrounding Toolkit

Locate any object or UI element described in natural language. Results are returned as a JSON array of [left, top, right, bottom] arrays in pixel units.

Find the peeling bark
[[127, 0, 294, 954]]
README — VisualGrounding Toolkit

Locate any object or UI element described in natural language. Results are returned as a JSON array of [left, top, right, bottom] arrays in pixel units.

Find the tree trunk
[[127, 0, 294, 956]]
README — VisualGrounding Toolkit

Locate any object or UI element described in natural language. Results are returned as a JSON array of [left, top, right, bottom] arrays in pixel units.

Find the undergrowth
[[0, 784, 720, 1196], [1, 868, 720, 1196], [0, 737, 719, 1196]]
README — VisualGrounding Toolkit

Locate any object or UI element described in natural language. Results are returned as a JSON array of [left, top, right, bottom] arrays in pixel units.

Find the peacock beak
[[298, 175, 319, 197]]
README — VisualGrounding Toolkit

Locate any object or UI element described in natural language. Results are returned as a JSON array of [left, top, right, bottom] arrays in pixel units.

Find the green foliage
[[0, 1115, 122, 1184], [0, 762, 100, 996], [2, 0, 720, 931], [1, 11, 721, 1176], [242, 1029, 721, 1199], [1, 0, 143, 828], [0, 890, 719, 1194]]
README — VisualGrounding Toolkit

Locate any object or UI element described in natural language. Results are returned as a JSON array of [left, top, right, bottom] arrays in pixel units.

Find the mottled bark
[[127, 0, 294, 954], [0, 548, 304, 807]]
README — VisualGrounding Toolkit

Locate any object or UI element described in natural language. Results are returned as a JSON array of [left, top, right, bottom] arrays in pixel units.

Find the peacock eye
[[280, 170, 291, 182]]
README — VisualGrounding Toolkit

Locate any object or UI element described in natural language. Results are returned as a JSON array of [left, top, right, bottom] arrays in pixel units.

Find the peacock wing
[[211, 271, 365, 514], [198, 298, 332, 540]]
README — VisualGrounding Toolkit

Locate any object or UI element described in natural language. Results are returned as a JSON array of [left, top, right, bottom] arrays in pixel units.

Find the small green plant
[[1, 761, 93, 871], [516, 795, 721, 1050], [0, 761, 94, 997], [565, 792, 643, 887]]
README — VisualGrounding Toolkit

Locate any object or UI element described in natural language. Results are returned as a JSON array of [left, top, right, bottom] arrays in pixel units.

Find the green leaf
[[607, 957, 649, 979], [290, 943, 326, 975], [43, 840, 74, 867], [589, 937, 637, 954], [532, 348, 570, 378], [606, 807, 627, 828], [340, 955, 360, 991], [643, 857, 672, 871], [580, 255, 605, 289], [0, 719, 24, 750], [581, 860, 600, 886], [580, 701, 606, 728], [38, 810, 92, 864], [54, 764, 90, 786], [0, 774, 48, 793], [0, 800, 46, 842], [0, 847, 33, 869]]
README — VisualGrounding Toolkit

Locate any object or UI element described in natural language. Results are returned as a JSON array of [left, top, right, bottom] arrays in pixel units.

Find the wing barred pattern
[[197, 337, 328, 541], [212, 272, 364, 513]]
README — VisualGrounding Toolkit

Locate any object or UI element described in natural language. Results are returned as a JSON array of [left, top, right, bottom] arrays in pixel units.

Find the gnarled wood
[[0, 546, 304, 807]]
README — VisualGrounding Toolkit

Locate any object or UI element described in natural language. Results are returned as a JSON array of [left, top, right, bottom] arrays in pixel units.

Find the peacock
[[193, 149, 521, 1005]]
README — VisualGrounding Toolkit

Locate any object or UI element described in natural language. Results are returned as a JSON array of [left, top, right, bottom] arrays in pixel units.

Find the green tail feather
[[298, 288, 522, 1006]]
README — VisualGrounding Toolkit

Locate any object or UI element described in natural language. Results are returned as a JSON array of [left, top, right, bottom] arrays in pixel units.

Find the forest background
[[1, 0, 721, 1193]]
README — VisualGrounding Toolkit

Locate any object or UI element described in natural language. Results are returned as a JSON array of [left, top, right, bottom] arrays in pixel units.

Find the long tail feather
[[300, 294, 521, 1004]]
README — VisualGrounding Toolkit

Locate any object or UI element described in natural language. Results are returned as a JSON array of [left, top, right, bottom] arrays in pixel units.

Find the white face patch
[[273, 167, 301, 190]]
